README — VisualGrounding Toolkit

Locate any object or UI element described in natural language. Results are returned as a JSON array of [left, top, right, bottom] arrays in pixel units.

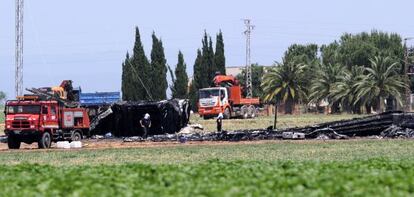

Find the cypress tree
[[188, 82, 198, 111], [214, 30, 226, 75], [172, 51, 189, 99], [200, 32, 210, 88], [207, 37, 216, 82], [121, 52, 131, 100], [193, 49, 203, 90], [191, 49, 203, 111], [131, 27, 151, 100], [150, 32, 168, 100]]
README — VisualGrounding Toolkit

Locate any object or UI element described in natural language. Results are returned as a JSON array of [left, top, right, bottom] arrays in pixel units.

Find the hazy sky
[[1, 0, 413, 98]]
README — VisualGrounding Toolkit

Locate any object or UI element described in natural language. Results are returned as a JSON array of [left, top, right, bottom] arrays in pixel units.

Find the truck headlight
[[30, 125, 35, 129], [6, 125, 11, 129]]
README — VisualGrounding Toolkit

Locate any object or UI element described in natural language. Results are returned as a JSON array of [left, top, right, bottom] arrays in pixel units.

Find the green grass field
[[190, 113, 364, 131], [0, 112, 411, 196], [1, 140, 414, 196]]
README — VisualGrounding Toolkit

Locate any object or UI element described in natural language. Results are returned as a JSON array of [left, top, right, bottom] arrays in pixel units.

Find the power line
[[243, 19, 254, 98], [124, 57, 154, 101]]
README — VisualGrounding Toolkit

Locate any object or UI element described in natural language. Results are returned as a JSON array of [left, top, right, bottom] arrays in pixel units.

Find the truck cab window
[[220, 90, 225, 101], [42, 106, 48, 114], [51, 107, 56, 115]]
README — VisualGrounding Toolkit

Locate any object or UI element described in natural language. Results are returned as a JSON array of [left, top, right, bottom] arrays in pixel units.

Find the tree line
[[261, 30, 408, 114], [121, 28, 410, 115], [121, 27, 225, 110]]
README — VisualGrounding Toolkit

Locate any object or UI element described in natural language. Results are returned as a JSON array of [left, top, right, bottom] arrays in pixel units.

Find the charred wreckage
[[120, 111, 414, 142], [4, 80, 414, 145]]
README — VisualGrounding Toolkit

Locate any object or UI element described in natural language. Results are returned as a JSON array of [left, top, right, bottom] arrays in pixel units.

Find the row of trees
[[121, 28, 225, 105], [122, 28, 168, 101], [261, 31, 407, 114], [121, 28, 407, 115]]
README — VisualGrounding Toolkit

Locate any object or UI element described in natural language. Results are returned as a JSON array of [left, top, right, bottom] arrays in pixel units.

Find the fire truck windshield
[[6, 105, 41, 114], [199, 89, 220, 99]]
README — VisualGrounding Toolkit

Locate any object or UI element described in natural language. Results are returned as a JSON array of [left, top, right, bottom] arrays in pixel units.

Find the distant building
[[226, 66, 244, 77]]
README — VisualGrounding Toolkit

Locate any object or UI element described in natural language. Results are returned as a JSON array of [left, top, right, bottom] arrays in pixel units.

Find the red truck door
[[41, 104, 59, 130]]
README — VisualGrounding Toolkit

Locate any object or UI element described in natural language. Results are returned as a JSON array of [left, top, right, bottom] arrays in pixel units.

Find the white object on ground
[[178, 124, 204, 134], [56, 141, 71, 149], [70, 141, 82, 148]]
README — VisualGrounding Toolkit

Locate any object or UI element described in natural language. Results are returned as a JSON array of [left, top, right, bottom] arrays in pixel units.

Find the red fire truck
[[4, 96, 90, 149]]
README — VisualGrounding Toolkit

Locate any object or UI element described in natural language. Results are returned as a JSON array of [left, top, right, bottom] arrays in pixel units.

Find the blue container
[[79, 92, 120, 107]]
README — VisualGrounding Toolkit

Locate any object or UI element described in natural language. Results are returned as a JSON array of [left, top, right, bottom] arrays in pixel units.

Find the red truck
[[4, 96, 90, 149], [198, 74, 260, 119]]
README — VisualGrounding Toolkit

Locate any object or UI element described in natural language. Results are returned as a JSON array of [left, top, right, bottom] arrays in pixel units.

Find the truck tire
[[223, 108, 231, 119], [38, 132, 52, 149], [7, 135, 21, 149], [248, 105, 257, 118], [241, 105, 249, 119], [71, 131, 82, 141]]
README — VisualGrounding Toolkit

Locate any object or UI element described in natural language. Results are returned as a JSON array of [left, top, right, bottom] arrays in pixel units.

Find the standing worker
[[217, 113, 223, 132], [140, 113, 151, 138]]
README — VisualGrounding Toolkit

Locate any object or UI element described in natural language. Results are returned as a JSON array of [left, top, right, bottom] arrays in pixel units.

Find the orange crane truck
[[198, 74, 260, 119]]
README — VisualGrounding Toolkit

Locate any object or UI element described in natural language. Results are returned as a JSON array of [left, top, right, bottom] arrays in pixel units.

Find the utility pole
[[404, 38, 414, 112], [243, 19, 254, 98], [15, 0, 24, 97]]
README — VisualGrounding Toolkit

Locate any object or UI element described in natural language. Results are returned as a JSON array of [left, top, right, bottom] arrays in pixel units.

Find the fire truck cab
[[4, 98, 90, 149]]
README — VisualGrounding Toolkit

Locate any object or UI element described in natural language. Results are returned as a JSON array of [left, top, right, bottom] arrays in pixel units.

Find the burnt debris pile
[[123, 129, 281, 142], [288, 111, 414, 138], [92, 109, 414, 141], [120, 111, 414, 142], [90, 99, 190, 137]]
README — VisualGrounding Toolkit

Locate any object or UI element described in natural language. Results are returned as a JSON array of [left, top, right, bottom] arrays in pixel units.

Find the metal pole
[[243, 19, 254, 98], [273, 103, 277, 130], [15, 0, 24, 97], [404, 38, 413, 112]]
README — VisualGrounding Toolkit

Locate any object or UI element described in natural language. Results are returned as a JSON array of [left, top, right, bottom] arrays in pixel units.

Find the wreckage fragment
[[90, 99, 190, 137], [380, 125, 414, 138]]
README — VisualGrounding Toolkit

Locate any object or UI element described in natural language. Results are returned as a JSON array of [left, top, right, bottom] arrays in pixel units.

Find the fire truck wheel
[[7, 135, 21, 149], [38, 132, 52, 149], [224, 108, 231, 119], [71, 131, 82, 141]]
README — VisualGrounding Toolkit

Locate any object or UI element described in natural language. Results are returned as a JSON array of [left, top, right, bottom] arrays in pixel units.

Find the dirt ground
[[0, 137, 386, 152], [0, 138, 285, 152]]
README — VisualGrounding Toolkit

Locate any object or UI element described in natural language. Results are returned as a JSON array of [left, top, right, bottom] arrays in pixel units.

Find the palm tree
[[261, 61, 307, 114], [354, 56, 406, 112], [309, 63, 344, 113], [330, 66, 365, 113]]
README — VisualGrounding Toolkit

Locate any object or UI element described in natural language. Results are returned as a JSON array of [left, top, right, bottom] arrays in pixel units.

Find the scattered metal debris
[[121, 111, 414, 142], [381, 125, 414, 138]]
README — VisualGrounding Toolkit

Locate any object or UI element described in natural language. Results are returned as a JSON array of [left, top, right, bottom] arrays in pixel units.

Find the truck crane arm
[[213, 75, 240, 87]]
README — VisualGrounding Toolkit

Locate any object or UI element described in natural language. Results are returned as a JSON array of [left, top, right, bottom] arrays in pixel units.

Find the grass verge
[[190, 113, 365, 131]]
